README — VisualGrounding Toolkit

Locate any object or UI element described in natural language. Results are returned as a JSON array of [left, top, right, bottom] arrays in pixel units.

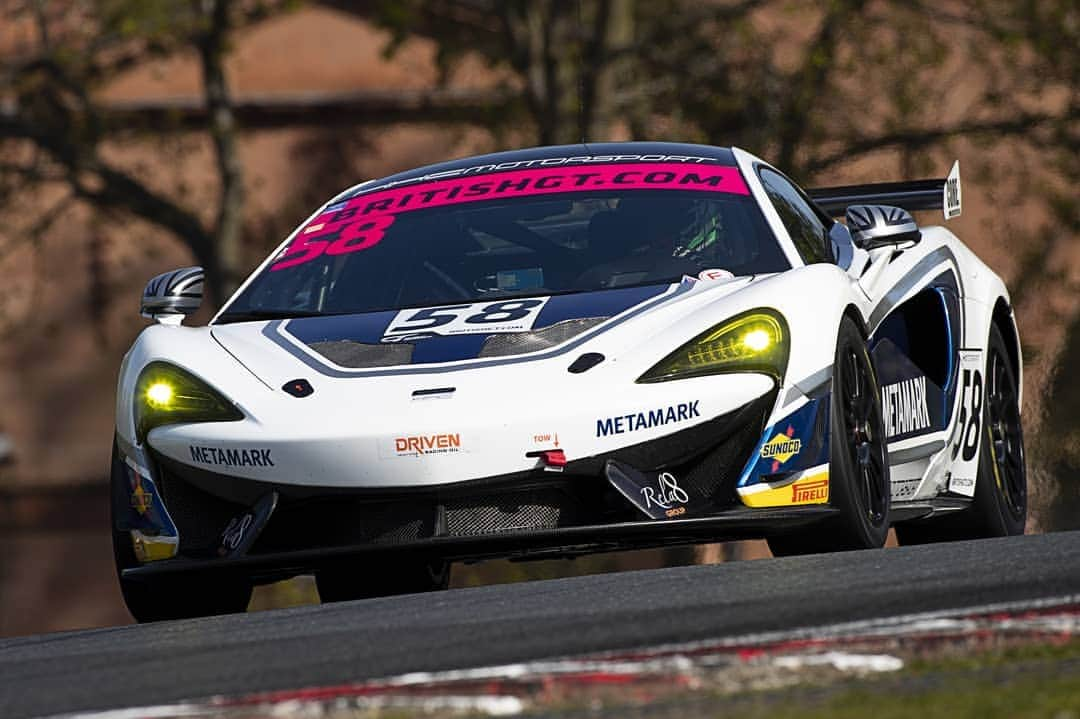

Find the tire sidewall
[[972, 325, 1026, 535], [828, 317, 891, 548]]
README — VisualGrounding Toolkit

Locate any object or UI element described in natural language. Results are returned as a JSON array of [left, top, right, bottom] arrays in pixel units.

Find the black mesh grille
[[678, 418, 764, 505], [307, 340, 413, 367], [444, 489, 576, 536], [157, 469, 244, 554], [478, 317, 608, 358]]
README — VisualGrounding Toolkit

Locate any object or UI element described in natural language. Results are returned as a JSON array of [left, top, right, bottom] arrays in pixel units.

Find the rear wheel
[[896, 324, 1025, 544], [316, 561, 450, 603], [769, 316, 891, 556], [110, 442, 252, 622]]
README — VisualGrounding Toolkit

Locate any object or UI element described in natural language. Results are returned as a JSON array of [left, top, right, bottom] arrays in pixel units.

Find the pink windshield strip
[[271, 162, 749, 271]]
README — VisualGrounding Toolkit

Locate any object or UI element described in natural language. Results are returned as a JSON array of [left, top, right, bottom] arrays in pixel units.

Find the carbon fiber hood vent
[[478, 317, 609, 358], [307, 340, 414, 368]]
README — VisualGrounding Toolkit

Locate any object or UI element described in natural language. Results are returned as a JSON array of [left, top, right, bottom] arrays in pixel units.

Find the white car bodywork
[[114, 144, 1019, 564]]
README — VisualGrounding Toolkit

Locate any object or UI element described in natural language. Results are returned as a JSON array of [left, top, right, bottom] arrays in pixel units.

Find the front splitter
[[121, 506, 838, 584]]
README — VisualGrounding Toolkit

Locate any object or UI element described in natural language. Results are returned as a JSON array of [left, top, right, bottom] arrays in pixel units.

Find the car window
[[219, 164, 792, 320], [758, 167, 833, 264]]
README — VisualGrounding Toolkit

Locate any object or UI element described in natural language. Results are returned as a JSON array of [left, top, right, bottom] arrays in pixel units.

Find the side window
[[758, 167, 832, 264]]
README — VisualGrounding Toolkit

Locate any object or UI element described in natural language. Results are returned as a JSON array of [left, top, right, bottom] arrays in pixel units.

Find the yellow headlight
[[134, 362, 243, 442], [638, 309, 789, 383], [145, 382, 174, 407]]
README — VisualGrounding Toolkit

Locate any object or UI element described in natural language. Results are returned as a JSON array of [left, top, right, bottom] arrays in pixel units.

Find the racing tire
[[316, 561, 451, 603], [768, 316, 891, 556], [110, 442, 253, 622], [895, 324, 1026, 544]]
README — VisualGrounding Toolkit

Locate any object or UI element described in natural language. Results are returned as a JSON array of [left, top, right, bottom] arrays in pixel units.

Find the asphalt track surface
[[2, 531, 1080, 718]]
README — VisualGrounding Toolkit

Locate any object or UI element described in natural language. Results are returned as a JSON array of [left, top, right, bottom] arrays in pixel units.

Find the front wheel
[[110, 442, 252, 622], [769, 316, 891, 556], [896, 324, 1026, 544]]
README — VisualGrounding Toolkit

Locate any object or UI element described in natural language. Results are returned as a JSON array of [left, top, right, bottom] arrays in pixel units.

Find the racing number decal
[[957, 367, 983, 462], [948, 349, 983, 496], [382, 298, 550, 340], [272, 212, 396, 271]]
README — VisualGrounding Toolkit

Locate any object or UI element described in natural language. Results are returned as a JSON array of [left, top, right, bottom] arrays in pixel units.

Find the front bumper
[[117, 387, 835, 580]]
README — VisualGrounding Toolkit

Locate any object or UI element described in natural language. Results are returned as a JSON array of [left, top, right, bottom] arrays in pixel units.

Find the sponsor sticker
[[131, 475, 153, 515], [698, 268, 734, 282], [760, 426, 803, 470], [382, 432, 465, 458], [740, 471, 830, 508], [189, 446, 275, 468], [640, 471, 690, 512], [881, 376, 931, 438], [272, 162, 750, 271], [791, 478, 829, 503], [596, 401, 701, 437]]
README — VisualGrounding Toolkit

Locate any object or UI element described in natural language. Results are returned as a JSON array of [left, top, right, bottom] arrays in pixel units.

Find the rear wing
[[807, 161, 961, 221]]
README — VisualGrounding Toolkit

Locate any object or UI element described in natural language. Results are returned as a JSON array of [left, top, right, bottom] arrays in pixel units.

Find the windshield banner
[[271, 162, 749, 271]]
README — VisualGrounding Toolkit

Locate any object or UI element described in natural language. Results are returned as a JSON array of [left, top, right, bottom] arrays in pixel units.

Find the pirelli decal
[[739, 471, 830, 508]]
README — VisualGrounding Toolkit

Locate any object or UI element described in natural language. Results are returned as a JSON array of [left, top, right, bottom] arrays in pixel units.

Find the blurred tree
[[0, 0, 288, 302], [354, 0, 1075, 181]]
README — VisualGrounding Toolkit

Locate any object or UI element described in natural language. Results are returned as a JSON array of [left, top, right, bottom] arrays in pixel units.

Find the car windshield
[[218, 163, 788, 321]]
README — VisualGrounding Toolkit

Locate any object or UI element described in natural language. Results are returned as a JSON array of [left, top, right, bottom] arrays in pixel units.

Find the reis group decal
[[271, 163, 749, 271]]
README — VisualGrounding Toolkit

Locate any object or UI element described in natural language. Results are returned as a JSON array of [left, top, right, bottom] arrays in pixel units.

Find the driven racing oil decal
[[380, 432, 466, 458], [271, 163, 749, 271]]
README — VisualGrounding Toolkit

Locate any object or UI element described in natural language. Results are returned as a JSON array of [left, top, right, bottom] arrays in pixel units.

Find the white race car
[[111, 142, 1026, 620]]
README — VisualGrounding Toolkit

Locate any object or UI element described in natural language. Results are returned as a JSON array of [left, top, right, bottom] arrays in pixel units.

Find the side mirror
[[141, 267, 204, 324], [844, 204, 921, 250]]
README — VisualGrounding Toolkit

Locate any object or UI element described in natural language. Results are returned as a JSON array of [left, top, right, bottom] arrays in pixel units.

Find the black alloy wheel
[[839, 334, 890, 531], [769, 316, 891, 556], [984, 334, 1027, 524]]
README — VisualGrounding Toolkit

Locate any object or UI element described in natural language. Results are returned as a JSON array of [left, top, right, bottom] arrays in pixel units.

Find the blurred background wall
[[0, 0, 1075, 637]]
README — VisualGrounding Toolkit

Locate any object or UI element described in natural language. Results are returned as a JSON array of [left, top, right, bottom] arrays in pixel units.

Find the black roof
[[350, 141, 737, 197]]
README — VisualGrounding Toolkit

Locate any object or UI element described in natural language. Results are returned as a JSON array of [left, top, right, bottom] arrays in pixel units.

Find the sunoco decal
[[596, 401, 701, 437], [881, 376, 931, 438], [760, 426, 802, 470], [272, 163, 749, 271]]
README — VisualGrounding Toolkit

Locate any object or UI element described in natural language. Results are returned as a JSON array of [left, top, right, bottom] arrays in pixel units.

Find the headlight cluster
[[135, 362, 243, 442], [637, 309, 789, 383]]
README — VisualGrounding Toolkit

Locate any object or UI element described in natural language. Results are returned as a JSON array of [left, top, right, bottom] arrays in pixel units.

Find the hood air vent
[[478, 317, 608, 358], [307, 340, 414, 368]]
